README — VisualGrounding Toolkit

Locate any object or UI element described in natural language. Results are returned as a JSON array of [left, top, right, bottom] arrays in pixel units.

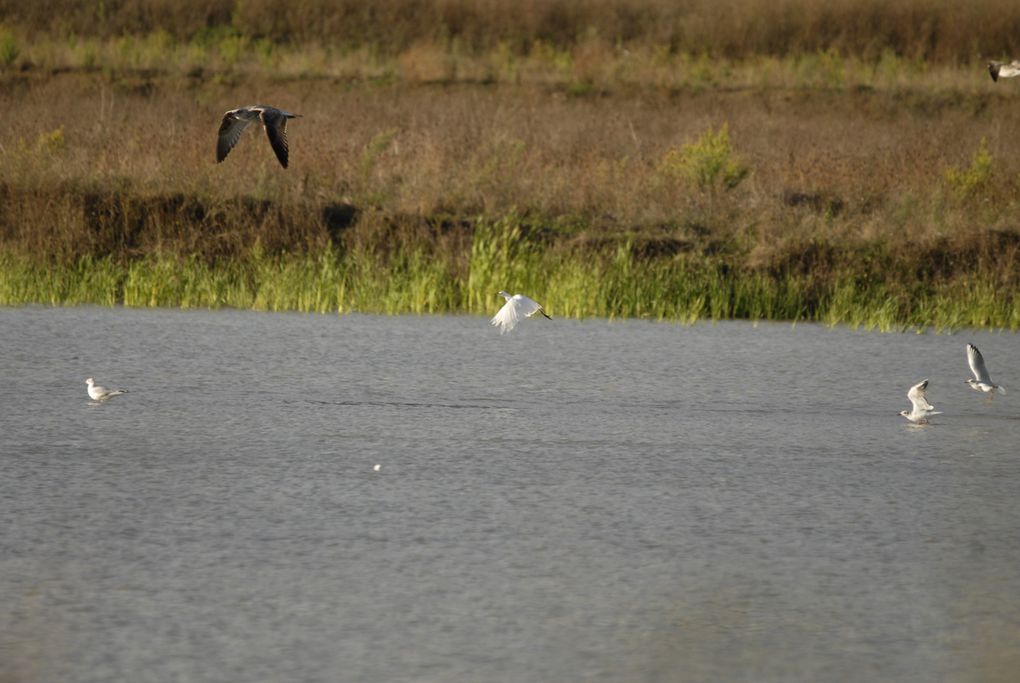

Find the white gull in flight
[[988, 60, 1020, 82], [490, 291, 551, 334], [900, 379, 941, 424], [965, 343, 1006, 398]]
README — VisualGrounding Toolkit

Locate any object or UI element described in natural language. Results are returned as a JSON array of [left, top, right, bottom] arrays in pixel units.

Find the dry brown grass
[[4, 0, 1020, 63], [3, 63, 1020, 264]]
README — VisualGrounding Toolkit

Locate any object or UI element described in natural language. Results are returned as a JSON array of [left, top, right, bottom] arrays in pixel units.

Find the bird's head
[[899, 410, 910, 418], [496, 290, 511, 300], [85, 377, 94, 385]]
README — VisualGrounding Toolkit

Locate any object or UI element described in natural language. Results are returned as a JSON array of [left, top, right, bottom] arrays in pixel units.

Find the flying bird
[[490, 291, 551, 334], [217, 105, 301, 168], [965, 343, 1006, 398], [85, 377, 128, 401], [988, 60, 1020, 82], [900, 379, 941, 424]]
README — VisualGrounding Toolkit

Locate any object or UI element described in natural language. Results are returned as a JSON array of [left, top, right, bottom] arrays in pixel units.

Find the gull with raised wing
[[490, 291, 551, 334], [965, 343, 1006, 398], [86, 377, 128, 402], [988, 60, 1020, 82], [900, 379, 941, 424], [216, 105, 301, 168]]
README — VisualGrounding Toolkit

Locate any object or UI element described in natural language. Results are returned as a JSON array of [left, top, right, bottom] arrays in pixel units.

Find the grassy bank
[[2, 215, 1018, 331]]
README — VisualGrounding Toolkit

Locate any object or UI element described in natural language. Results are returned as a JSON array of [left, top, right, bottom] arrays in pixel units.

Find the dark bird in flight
[[217, 105, 301, 168]]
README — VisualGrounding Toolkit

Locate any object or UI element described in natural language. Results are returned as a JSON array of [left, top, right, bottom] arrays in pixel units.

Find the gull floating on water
[[965, 343, 1006, 398], [490, 291, 551, 334], [217, 105, 301, 168], [988, 60, 1020, 82], [900, 379, 941, 424], [86, 377, 128, 401]]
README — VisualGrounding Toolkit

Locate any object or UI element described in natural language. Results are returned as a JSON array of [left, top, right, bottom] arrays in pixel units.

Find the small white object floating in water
[[988, 60, 1020, 82], [216, 105, 302, 169], [86, 377, 128, 401], [489, 291, 551, 334], [965, 343, 1006, 398], [373, 464, 381, 472], [900, 379, 941, 424]]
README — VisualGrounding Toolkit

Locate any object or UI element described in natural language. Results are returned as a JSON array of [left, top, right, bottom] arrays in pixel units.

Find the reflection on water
[[1, 307, 1019, 682]]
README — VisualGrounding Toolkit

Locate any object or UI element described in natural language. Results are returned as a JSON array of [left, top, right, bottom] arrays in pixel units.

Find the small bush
[[944, 137, 993, 200], [0, 26, 19, 66], [659, 124, 748, 193], [35, 126, 66, 153]]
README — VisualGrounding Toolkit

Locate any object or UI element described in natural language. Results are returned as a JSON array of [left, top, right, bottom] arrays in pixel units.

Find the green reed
[[1, 217, 1018, 331]]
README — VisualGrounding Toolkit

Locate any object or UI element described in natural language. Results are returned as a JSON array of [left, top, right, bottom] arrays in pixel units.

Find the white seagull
[[490, 291, 551, 334], [988, 60, 1020, 82], [965, 343, 1006, 397], [86, 377, 128, 401], [217, 105, 301, 168], [900, 379, 941, 424]]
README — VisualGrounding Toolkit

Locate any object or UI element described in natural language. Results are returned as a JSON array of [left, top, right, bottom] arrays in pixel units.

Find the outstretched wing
[[1000, 60, 1020, 79], [967, 344, 992, 383], [217, 112, 253, 163], [514, 295, 547, 319], [490, 299, 523, 334], [907, 379, 934, 412], [261, 109, 290, 168]]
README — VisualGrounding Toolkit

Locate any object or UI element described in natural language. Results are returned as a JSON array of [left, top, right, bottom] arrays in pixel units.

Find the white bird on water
[[965, 343, 1006, 398], [900, 379, 941, 424], [217, 105, 301, 168], [86, 377, 128, 402], [988, 60, 1020, 82], [490, 291, 551, 334]]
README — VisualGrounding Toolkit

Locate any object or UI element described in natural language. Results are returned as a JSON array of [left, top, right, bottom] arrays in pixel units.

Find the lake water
[[2, 306, 1019, 682]]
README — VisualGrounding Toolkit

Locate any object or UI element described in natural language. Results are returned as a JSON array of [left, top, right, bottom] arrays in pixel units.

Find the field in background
[[2, 0, 1020, 328], [4, 0, 1020, 62]]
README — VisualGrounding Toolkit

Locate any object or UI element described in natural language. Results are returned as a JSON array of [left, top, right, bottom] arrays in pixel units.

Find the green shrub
[[35, 126, 66, 153], [659, 124, 748, 193], [0, 26, 19, 66], [944, 137, 993, 200]]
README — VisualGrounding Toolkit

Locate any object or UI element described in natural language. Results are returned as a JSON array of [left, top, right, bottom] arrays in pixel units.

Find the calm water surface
[[2, 307, 1019, 682]]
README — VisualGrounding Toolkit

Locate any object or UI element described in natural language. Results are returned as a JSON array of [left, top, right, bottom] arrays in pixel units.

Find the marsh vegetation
[[2, 0, 1020, 328]]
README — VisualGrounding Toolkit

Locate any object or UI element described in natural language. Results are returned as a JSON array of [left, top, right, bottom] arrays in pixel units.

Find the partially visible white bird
[[988, 60, 1020, 82], [900, 379, 941, 424], [86, 377, 128, 401], [965, 343, 1006, 398], [490, 291, 551, 334], [217, 105, 301, 168]]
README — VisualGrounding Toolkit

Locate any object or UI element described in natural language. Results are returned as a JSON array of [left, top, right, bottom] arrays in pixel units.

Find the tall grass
[[3, 216, 1019, 331]]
